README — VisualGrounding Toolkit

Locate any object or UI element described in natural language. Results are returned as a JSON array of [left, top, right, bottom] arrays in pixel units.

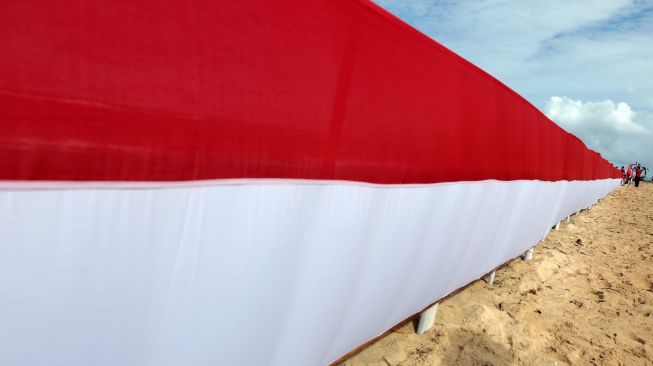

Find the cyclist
[[621, 165, 632, 186]]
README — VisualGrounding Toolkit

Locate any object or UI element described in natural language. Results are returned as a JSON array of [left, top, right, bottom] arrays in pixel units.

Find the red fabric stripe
[[0, 0, 620, 183]]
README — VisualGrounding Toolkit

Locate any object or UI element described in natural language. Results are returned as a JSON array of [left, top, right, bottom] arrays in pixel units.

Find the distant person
[[621, 165, 634, 186], [634, 164, 643, 187]]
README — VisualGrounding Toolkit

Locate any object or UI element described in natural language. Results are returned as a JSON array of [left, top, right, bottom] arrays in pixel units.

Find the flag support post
[[485, 270, 496, 285], [416, 303, 439, 334]]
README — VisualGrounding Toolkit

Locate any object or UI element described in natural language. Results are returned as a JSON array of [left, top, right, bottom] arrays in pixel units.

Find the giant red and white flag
[[0, 0, 620, 365]]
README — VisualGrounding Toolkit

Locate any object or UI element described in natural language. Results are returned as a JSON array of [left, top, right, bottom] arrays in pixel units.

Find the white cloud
[[546, 96, 647, 134], [545, 96, 651, 166]]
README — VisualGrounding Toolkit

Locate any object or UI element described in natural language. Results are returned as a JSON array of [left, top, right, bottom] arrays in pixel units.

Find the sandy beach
[[340, 182, 653, 365]]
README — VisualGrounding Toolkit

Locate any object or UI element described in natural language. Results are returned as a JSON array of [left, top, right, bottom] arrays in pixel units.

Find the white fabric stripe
[[0, 179, 618, 365], [0, 177, 619, 190]]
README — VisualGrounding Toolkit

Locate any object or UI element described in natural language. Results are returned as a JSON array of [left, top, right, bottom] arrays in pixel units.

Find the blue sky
[[372, 0, 653, 171]]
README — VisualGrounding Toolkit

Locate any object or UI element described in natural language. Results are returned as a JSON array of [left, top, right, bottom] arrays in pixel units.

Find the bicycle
[[620, 174, 631, 186], [624, 163, 647, 186], [621, 163, 635, 186]]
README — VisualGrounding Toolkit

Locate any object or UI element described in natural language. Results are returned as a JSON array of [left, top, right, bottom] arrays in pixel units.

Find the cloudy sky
[[372, 0, 653, 170]]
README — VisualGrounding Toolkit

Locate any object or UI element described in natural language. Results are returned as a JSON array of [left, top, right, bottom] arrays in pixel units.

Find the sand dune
[[340, 182, 653, 365]]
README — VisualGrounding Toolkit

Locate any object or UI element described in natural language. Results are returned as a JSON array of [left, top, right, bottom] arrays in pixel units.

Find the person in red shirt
[[634, 164, 643, 187]]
